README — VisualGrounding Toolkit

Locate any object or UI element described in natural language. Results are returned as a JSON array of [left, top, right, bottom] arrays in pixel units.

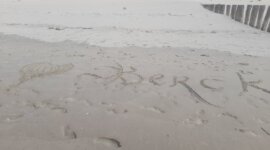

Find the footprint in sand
[[184, 109, 208, 126], [184, 117, 208, 126], [106, 108, 128, 114], [25, 100, 68, 113], [0, 113, 24, 122], [51, 106, 68, 113], [200, 54, 210, 57], [100, 102, 115, 107], [62, 125, 77, 140], [238, 62, 249, 66], [234, 128, 258, 137], [98, 102, 128, 114], [239, 70, 253, 75], [94, 137, 121, 148], [256, 118, 270, 124], [141, 106, 166, 114]]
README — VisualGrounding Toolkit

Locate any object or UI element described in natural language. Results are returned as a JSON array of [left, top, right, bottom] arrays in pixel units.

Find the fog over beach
[[0, 0, 270, 150]]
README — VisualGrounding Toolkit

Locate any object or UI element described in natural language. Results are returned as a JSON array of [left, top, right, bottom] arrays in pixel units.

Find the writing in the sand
[[81, 63, 270, 94], [77, 63, 270, 107]]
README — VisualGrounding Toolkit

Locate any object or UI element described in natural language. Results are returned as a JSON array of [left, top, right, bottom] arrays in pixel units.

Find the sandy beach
[[1, 0, 270, 149], [1, 33, 270, 149]]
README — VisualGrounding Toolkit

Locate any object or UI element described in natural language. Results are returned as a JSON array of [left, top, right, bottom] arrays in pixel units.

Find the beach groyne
[[202, 4, 270, 32]]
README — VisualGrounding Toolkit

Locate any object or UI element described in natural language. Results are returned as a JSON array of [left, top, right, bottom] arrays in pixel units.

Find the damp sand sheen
[[1, 0, 270, 150]]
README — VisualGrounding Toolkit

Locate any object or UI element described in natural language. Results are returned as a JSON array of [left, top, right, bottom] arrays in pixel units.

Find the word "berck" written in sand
[[77, 63, 270, 107]]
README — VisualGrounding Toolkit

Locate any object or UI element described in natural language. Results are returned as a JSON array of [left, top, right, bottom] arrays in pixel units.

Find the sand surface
[[1, 33, 270, 150], [1, 0, 270, 56], [1, 0, 270, 150]]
